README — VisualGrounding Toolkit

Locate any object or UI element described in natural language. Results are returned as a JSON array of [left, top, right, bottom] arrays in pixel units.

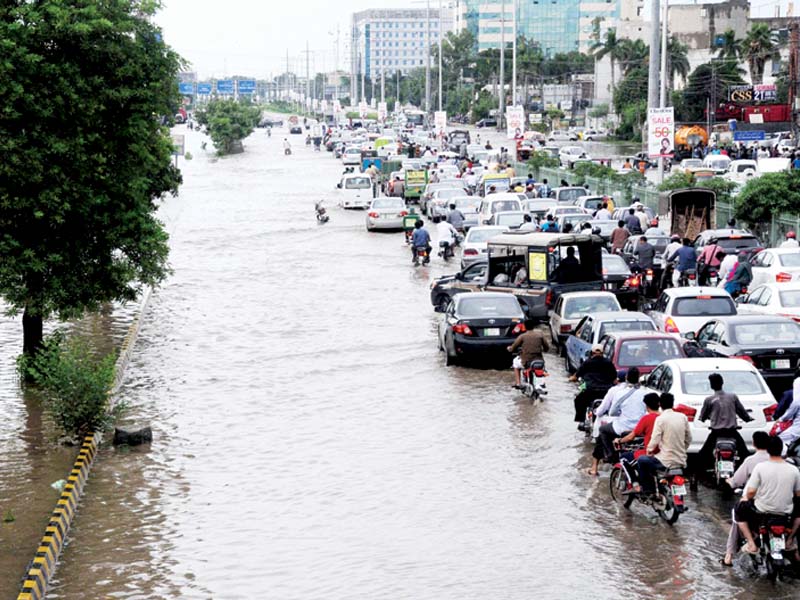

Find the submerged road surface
[[43, 128, 794, 599]]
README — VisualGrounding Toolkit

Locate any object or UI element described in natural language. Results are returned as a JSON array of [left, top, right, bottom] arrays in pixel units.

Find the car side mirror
[[336, 183, 342, 189], [683, 331, 696, 341], [455, 272, 464, 281], [735, 294, 748, 304]]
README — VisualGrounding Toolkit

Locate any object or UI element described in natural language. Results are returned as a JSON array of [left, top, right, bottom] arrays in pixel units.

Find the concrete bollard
[[113, 425, 153, 446]]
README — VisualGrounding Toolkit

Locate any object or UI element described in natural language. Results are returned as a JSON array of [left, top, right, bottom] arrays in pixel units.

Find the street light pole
[[426, 0, 432, 114], [512, 0, 517, 107], [658, 0, 669, 183], [438, 0, 443, 112], [498, 0, 505, 131]]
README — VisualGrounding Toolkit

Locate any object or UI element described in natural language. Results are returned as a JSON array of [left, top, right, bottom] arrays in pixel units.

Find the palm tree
[[715, 29, 742, 62], [667, 36, 690, 90], [591, 29, 625, 113], [742, 23, 779, 84], [618, 39, 649, 75]]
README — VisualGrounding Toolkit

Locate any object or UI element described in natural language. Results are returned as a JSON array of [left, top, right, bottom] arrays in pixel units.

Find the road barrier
[[16, 288, 152, 600]]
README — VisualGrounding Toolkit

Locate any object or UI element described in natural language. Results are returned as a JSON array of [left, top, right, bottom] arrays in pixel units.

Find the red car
[[599, 330, 685, 375]]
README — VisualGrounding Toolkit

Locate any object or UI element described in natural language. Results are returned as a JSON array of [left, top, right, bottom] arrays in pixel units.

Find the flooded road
[[40, 127, 795, 599]]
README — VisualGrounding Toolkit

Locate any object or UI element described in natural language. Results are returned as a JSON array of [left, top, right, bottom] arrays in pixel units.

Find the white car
[[460, 225, 507, 268], [559, 146, 591, 168], [724, 159, 759, 183], [549, 130, 578, 142], [735, 282, 800, 322], [544, 205, 590, 220], [342, 146, 362, 165], [477, 193, 523, 226], [702, 154, 732, 175], [549, 291, 622, 348], [643, 358, 775, 453], [675, 158, 704, 174], [748, 247, 800, 287], [365, 197, 408, 231], [645, 287, 737, 336], [337, 173, 374, 209], [582, 129, 606, 141]]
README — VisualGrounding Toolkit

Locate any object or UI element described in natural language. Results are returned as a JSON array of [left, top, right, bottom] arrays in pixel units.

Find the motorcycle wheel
[[765, 553, 783, 581], [655, 484, 680, 524], [609, 467, 634, 508]]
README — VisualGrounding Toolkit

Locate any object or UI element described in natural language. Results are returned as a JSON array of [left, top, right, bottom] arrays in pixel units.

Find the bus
[[404, 109, 426, 129]]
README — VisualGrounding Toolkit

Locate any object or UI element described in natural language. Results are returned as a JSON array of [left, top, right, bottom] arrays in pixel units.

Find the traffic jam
[[308, 110, 800, 579]]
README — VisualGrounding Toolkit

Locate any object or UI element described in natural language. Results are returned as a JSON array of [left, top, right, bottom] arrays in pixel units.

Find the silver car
[[365, 197, 408, 231], [461, 225, 507, 268], [452, 196, 481, 231]]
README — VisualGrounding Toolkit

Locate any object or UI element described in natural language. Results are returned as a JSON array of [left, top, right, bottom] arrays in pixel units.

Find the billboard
[[378, 101, 388, 121], [216, 80, 234, 94], [197, 82, 212, 95], [506, 105, 525, 139], [237, 80, 256, 94], [647, 107, 674, 158], [434, 111, 447, 136], [333, 99, 342, 115], [728, 84, 777, 103]]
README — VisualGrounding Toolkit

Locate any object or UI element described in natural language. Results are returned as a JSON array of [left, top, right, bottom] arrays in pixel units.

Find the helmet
[[650, 218, 658, 227], [788, 231, 797, 239], [671, 234, 680, 241]]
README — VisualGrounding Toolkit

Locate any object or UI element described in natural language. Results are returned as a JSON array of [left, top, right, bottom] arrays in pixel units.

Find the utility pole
[[790, 22, 799, 141], [286, 49, 290, 102], [646, 0, 661, 153], [498, 0, 505, 132], [381, 70, 385, 103], [426, 0, 432, 114], [438, 0, 443, 111], [305, 40, 311, 115], [657, 0, 669, 184], [512, 0, 517, 106]]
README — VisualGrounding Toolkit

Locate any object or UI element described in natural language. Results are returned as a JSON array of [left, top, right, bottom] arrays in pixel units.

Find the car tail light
[[733, 354, 755, 364], [399, 210, 409, 217], [676, 404, 696, 422], [776, 272, 793, 283], [512, 323, 526, 335], [664, 317, 679, 334], [368, 212, 379, 218], [560, 324, 572, 333], [545, 291, 553, 307], [770, 525, 787, 536], [452, 324, 474, 335], [625, 276, 640, 288], [764, 403, 778, 422], [464, 248, 478, 256]]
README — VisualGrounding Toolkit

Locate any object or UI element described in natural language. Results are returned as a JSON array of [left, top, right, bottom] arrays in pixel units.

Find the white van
[[337, 173, 374, 209]]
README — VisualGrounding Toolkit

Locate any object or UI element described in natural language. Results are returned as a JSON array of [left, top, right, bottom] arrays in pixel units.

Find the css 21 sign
[[647, 107, 674, 159]]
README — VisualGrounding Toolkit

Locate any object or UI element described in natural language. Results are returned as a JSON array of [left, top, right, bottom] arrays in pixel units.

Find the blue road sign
[[238, 80, 256, 94], [733, 130, 765, 142], [216, 80, 234, 94], [178, 82, 194, 95], [197, 82, 212, 95]]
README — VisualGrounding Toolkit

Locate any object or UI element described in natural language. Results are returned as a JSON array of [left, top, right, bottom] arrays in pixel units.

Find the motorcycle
[[738, 512, 793, 580], [609, 445, 688, 524], [678, 268, 698, 287], [284, 147, 292, 156], [519, 359, 548, 403], [412, 245, 430, 267], [438, 239, 457, 262], [712, 437, 738, 487], [315, 201, 329, 224]]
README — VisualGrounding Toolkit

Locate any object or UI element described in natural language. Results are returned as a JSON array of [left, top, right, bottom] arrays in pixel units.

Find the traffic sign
[[237, 80, 256, 94], [178, 82, 194, 95], [197, 82, 212, 95], [216, 80, 234, 94], [733, 130, 765, 141]]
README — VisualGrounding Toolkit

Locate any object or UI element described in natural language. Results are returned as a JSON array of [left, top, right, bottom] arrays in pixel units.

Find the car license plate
[[484, 328, 500, 336], [771, 537, 786, 552], [603, 283, 614, 290], [718, 460, 734, 473], [671, 484, 687, 496], [772, 359, 790, 369]]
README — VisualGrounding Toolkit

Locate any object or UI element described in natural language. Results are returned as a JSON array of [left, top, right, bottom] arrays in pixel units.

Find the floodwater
[[28, 126, 797, 599]]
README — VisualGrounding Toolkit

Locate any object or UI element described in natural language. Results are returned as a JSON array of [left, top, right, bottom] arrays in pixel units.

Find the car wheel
[[564, 352, 575, 374], [445, 346, 457, 366], [436, 295, 450, 313]]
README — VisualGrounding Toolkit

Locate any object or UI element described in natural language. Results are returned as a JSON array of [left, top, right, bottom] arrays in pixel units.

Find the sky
[[155, 0, 423, 80]]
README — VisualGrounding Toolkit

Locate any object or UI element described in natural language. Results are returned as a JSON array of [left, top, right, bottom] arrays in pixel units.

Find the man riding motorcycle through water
[[446, 203, 465, 233], [571, 345, 617, 429], [508, 327, 549, 389], [411, 219, 431, 262], [636, 392, 692, 496]]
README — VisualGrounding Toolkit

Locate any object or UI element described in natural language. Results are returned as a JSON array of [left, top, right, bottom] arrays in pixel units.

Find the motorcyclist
[[434, 216, 458, 258], [781, 231, 799, 248], [633, 236, 656, 270], [733, 436, 800, 555], [570, 344, 617, 428], [696, 237, 725, 286], [667, 237, 697, 287], [508, 328, 549, 389], [636, 392, 691, 495], [644, 218, 665, 237], [283, 138, 292, 155], [411, 219, 431, 260], [697, 373, 753, 472], [446, 203, 465, 232], [724, 251, 752, 296]]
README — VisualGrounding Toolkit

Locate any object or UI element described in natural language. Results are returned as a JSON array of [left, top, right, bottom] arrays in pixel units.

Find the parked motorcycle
[[412, 245, 430, 267], [315, 201, 329, 224], [609, 444, 687, 524]]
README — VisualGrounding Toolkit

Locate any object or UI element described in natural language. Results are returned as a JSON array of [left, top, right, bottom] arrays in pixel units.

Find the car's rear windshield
[[682, 370, 765, 395], [603, 255, 631, 275], [466, 229, 505, 243], [557, 189, 585, 203], [565, 297, 620, 319], [436, 188, 466, 199], [780, 254, 800, 267], [458, 296, 523, 318], [455, 198, 480, 209], [372, 199, 403, 209], [779, 290, 800, 307], [648, 237, 670, 253], [732, 321, 800, 345], [599, 320, 655, 338], [617, 338, 683, 367], [496, 213, 525, 226], [717, 237, 759, 249], [345, 177, 372, 189], [490, 200, 521, 213], [672, 296, 736, 316]]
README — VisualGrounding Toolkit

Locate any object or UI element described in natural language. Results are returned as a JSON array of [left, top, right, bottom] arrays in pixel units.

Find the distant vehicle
[[460, 226, 507, 268], [448, 129, 471, 152], [342, 146, 362, 165], [289, 125, 304, 135], [549, 130, 578, 142], [575, 195, 610, 213], [748, 248, 800, 287], [601, 253, 642, 310], [451, 196, 482, 231], [591, 220, 618, 243], [559, 146, 591, 168], [582, 129, 606, 141], [430, 260, 489, 311], [702, 154, 732, 175], [477, 194, 523, 225], [674, 158, 704, 174], [724, 159, 759, 183], [693, 229, 762, 261], [476, 117, 498, 128], [552, 186, 589, 204], [522, 199, 558, 222], [365, 197, 408, 231], [601, 330, 685, 375], [336, 173, 374, 210], [487, 210, 527, 228]]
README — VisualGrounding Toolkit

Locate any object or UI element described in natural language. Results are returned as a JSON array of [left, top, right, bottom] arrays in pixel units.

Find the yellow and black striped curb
[[16, 288, 152, 600]]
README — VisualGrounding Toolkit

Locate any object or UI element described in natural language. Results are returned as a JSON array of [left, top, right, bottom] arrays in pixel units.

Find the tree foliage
[[196, 99, 260, 155], [0, 0, 183, 355], [735, 171, 800, 224], [659, 172, 738, 206], [678, 61, 746, 122]]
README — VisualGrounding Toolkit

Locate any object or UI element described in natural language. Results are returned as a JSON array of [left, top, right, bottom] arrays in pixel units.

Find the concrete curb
[[16, 288, 152, 600]]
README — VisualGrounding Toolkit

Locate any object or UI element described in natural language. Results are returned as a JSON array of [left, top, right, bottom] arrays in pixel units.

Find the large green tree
[[0, 0, 183, 355], [196, 99, 260, 155], [679, 61, 746, 121], [742, 23, 779, 85], [591, 30, 626, 114], [715, 29, 742, 62]]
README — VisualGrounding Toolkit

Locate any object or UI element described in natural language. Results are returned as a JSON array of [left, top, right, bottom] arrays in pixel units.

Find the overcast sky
[[155, 0, 422, 79]]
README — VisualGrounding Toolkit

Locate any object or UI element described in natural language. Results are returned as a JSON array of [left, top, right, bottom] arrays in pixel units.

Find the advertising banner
[[333, 99, 342, 115], [729, 84, 777, 103], [378, 101, 388, 121], [506, 105, 525, 139], [358, 101, 368, 118], [647, 107, 674, 158], [434, 111, 447, 136]]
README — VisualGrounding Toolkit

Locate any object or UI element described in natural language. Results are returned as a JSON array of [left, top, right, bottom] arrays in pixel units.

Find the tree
[[0, 0, 183, 356], [196, 99, 260, 155], [666, 36, 690, 91], [742, 23, 779, 85], [591, 29, 626, 113], [715, 29, 742, 62], [681, 61, 746, 121], [735, 171, 800, 228], [618, 39, 649, 75]]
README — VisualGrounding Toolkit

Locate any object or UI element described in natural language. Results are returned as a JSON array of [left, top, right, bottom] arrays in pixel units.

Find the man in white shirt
[[593, 201, 611, 221]]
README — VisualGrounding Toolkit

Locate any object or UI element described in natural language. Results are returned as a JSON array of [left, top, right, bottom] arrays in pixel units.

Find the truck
[[404, 169, 428, 202], [658, 188, 716, 240]]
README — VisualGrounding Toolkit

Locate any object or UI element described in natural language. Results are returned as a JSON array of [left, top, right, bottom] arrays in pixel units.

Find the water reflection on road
[[43, 128, 796, 599]]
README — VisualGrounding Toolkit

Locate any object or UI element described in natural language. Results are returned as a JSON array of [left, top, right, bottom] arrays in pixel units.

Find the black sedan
[[684, 315, 800, 395], [476, 117, 498, 128], [437, 292, 527, 366], [602, 253, 640, 310], [289, 125, 303, 134]]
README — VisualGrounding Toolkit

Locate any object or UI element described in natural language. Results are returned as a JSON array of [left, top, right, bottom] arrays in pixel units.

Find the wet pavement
[[28, 124, 800, 598]]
